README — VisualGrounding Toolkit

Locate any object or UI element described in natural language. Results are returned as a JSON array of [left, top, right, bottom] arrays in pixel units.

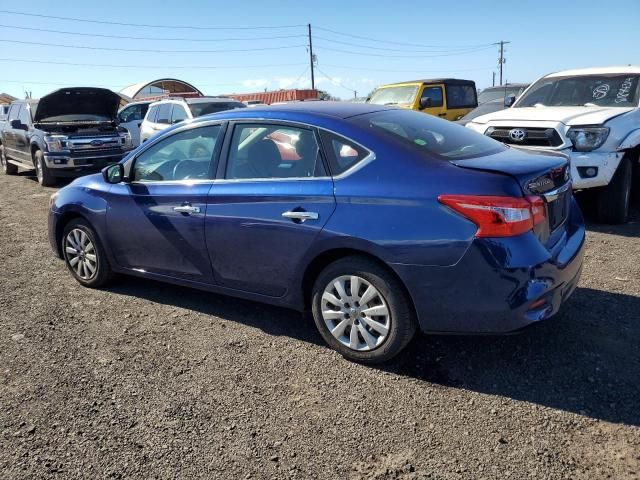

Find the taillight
[[438, 194, 546, 237]]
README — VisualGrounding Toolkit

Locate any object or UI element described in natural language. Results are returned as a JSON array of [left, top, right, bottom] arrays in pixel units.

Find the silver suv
[[140, 97, 246, 143]]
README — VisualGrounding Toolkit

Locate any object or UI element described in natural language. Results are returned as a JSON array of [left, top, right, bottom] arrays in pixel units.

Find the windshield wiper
[[384, 102, 399, 105]]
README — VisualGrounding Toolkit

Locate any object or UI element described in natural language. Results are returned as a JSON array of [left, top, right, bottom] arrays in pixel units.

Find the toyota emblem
[[509, 128, 526, 142]]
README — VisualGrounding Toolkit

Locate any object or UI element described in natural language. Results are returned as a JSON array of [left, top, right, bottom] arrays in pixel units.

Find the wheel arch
[[300, 247, 418, 319], [30, 142, 43, 165], [54, 211, 91, 257]]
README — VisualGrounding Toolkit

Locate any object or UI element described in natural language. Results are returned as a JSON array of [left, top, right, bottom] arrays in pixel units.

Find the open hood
[[34, 87, 129, 124], [471, 105, 634, 126]]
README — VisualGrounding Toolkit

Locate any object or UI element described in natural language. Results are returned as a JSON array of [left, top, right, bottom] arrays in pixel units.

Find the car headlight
[[120, 131, 133, 149], [44, 135, 68, 152], [567, 127, 609, 152]]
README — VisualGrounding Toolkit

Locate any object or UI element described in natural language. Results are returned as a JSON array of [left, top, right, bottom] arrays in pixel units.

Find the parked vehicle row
[[48, 102, 585, 363], [466, 66, 640, 224], [0, 88, 133, 186]]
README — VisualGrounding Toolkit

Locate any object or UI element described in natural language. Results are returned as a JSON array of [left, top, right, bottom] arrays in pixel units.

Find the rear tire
[[311, 256, 417, 364], [0, 145, 18, 175], [596, 156, 632, 224], [62, 218, 113, 288], [35, 150, 56, 187]]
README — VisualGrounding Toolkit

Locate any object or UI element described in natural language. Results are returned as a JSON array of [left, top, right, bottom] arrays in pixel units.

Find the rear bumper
[[391, 199, 585, 334]]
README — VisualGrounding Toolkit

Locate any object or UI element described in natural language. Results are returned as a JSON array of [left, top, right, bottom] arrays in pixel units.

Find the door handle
[[173, 205, 201, 214], [282, 210, 319, 222]]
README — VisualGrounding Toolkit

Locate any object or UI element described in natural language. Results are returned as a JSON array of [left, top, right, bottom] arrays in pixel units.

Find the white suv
[[466, 66, 640, 223], [140, 97, 246, 143]]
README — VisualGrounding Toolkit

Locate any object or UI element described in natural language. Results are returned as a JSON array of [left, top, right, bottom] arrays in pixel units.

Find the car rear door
[[204, 121, 336, 297], [106, 123, 224, 283]]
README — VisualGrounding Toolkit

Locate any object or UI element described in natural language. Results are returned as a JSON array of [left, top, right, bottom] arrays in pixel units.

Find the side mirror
[[419, 97, 432, 109], [102, 163, 124, 184], [504, 94, 516, 108], [10, 119, 22, 129]]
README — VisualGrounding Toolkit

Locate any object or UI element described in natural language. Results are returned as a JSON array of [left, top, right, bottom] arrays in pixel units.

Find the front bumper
[[563, 149, 624, 189], [44, 152, 126, 176], [391, 199, 585, 334]]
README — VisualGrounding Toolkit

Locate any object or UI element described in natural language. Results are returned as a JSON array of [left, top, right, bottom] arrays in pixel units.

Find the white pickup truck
[[466, 66, 640, 223]]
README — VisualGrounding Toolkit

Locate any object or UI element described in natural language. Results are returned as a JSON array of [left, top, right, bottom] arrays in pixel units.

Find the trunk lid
[[34, 87, 128, 125], [451, 147, 572, 244]]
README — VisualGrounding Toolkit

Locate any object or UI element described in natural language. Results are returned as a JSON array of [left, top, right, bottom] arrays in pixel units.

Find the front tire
[[34, 150, 56, 187], [62, 218, 113, 288], [596, 156, 632, 224], [0, 144, 18, 175], [311, 256, 417, 364]]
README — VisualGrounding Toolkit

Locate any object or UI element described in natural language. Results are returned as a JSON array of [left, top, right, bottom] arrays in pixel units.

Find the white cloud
[[241, 78, 269, 89]]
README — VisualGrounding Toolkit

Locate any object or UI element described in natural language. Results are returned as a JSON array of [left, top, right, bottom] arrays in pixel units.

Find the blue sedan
[[48, 102, 585, 363]]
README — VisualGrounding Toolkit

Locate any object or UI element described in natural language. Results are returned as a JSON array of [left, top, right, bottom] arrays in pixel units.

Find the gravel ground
[[1, 172, 639, 480]]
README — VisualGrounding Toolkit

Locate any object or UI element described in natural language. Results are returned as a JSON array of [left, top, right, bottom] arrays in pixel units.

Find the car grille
[[70, 147, 123, 159], [487, 127, 563, 147]]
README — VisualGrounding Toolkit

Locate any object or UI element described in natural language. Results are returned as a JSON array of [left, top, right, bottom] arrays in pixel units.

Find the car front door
[[106, 123, 224, 283], [419, 84, 447, 119], [118, 103, 148, 147], [205, 122, 336, 297]]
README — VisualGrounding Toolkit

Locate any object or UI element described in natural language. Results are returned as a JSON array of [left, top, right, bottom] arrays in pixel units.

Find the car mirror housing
[[419, 97, 432, 109], [102, 163, 124, 184], [10, 119, 23, 129], [504, 94, 516, 108]]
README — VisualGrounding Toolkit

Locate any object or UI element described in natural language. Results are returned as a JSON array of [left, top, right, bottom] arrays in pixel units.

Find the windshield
[[515, 74, 639, 108], [352, 109, 505, 160], [478, 86, 527, 104], [189, 101, 246, 117], [368, 85, 418, 106], [460, 101, 504, 121]]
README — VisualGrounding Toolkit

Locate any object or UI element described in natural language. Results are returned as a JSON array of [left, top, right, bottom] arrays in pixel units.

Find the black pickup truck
[[0, 87, 133, 186]]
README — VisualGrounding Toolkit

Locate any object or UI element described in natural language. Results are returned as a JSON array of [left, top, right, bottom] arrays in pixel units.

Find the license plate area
[[547, 190, 569, 231]]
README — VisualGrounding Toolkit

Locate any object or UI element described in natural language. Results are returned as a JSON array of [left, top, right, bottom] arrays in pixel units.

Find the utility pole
[[497, 40, 510, 86], [308, 24, 315, 90], [492, 71, 496, 87]]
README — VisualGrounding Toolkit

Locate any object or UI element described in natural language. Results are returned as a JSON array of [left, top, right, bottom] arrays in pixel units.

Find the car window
[[119, 104, 148, 123], [133, 125, 221, 182], [171, 105, 189, 124], [351, 109, 504, 160], [226, 124, 323, 179], [18, 104, 31, 125], [7, 104, 20, 121], [319, 131, 369, 175], [146, 105, 159, 123], [156, 103, 172, 124], [189, 101, 246, 117], [446, 84, 477, 109], [421, 86, 444, 108]]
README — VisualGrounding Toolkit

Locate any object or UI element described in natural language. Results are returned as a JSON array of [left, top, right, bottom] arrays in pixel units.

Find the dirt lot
[[1, 171, 639, 479]]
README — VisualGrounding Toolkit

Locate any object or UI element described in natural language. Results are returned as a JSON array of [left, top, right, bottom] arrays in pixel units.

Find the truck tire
[[34, 150, 56, 187], [596, 156, 632, 224], [0, 144, 18, 175]]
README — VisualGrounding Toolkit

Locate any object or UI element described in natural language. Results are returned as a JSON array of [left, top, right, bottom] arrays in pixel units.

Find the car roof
[[210, 101, 394, 119], [148, 96, 241, 107], [382, 78, 476, 86], [545, 66, 640, 77], [482, 83, 529, 91]]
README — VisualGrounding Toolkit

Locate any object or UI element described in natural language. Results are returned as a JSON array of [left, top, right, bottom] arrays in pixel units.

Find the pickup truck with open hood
[[0, 87, 133, 186], [466, 67, 640, 224]]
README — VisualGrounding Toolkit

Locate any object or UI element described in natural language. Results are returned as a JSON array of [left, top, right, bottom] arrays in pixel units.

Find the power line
[[0, 78, 236, 88], [313, 35, 494, 53], [314, 25, 494, 49], [0, 57, 307, 70], [0, 9, 305, 30], [315, 66, 357, 95], [0, 24, 308, 42], [314, 44, 495, 58], [0, 38, 307, 53]]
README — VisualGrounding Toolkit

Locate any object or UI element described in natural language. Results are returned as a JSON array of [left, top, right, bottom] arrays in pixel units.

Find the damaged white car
[[466, 66, 640, 223]]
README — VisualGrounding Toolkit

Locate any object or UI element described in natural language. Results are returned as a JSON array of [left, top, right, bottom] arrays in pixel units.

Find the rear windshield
[[189, 101, 246, 117], [352, 109, 505, 160]]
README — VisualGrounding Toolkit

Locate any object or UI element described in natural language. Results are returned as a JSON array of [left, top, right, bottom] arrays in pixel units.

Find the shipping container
[[227, 89, 318, 105]]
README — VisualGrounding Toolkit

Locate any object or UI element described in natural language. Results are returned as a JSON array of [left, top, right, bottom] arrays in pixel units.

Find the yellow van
[[367, 78, 478, 120]]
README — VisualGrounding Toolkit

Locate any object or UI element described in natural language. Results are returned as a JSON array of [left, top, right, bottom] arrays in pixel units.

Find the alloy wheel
[[65, 228, 98, 280], [35, 157, 43, 183], [321, 275, 391, 351]]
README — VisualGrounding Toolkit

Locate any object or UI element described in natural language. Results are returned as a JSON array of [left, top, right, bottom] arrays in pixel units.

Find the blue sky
[[1, 0, 639, 100]]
